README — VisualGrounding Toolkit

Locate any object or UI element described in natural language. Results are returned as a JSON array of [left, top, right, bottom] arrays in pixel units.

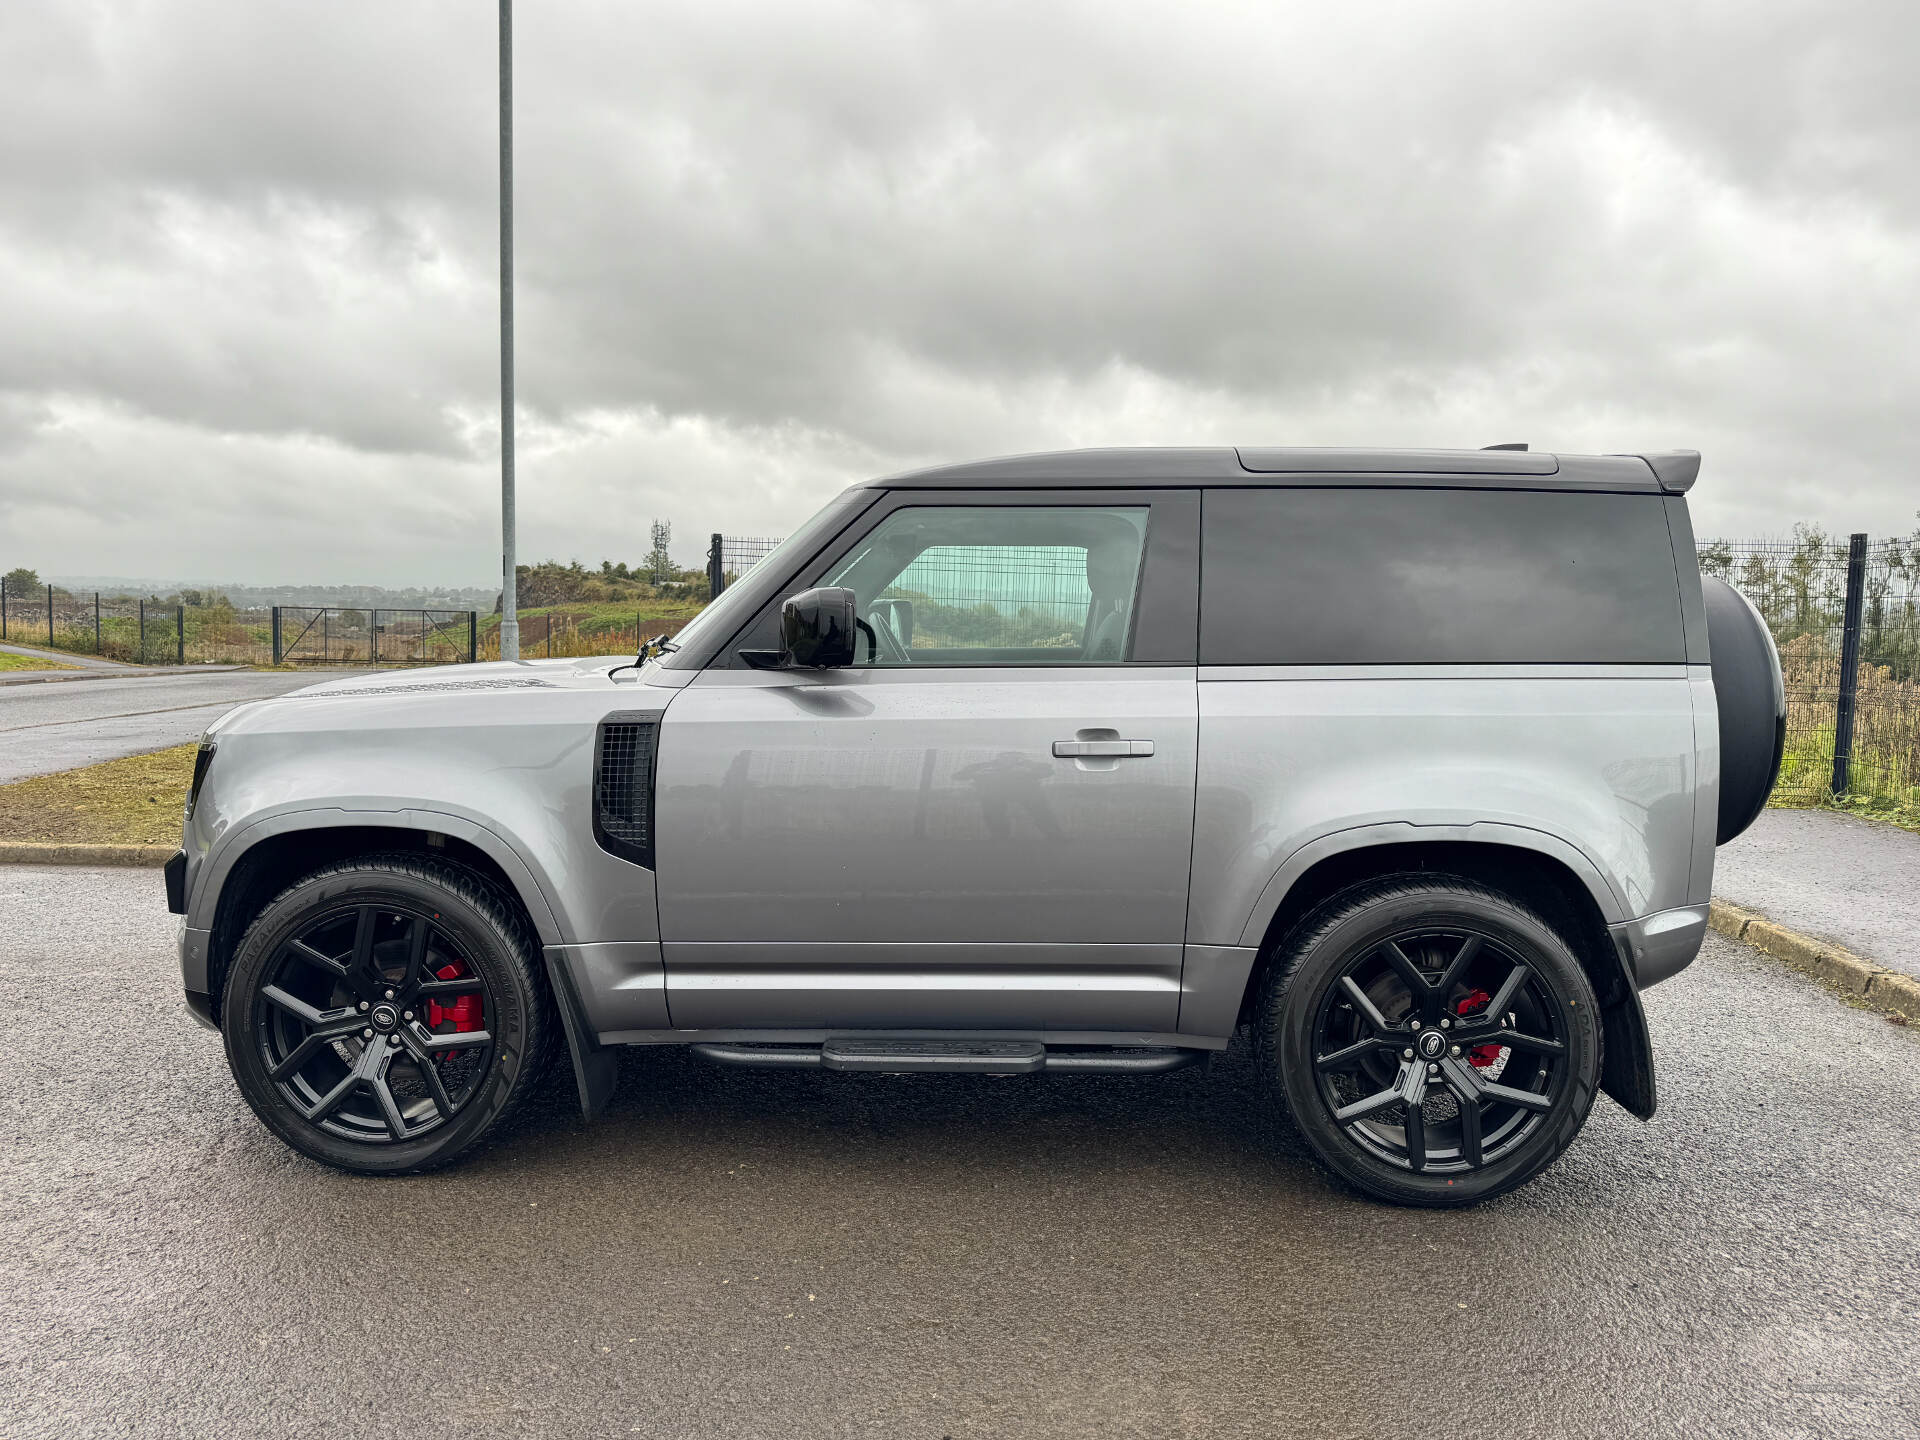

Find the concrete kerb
[[0, 842, 174, 868], [1708, 898, 1919, 1023]]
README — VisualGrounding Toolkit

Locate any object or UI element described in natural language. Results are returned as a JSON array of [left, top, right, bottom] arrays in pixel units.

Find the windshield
[[658, 490, 872, 668]]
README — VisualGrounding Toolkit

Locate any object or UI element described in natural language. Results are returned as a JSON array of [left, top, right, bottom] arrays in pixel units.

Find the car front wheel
[[222, 853, 554, 1174], [1257, 875, 1602, 1207]]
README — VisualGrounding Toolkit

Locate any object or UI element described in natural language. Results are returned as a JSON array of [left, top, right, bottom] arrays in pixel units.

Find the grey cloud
[[2, 0, 1917, 584]]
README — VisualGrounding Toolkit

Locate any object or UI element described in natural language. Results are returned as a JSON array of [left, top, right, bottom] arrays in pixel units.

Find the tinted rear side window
[[1201, 488, 1684, 664]]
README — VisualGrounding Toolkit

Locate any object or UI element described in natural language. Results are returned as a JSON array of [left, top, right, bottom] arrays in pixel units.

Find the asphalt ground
[[2, 865, 1917, 1439], [0, 669, 354, 782], [1716, 808, 1920, 980]]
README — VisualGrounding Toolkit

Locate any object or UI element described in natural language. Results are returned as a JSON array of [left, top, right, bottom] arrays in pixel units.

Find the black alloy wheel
[[1259, 875, 1601, 1207], [223, 854, 553, 1174]]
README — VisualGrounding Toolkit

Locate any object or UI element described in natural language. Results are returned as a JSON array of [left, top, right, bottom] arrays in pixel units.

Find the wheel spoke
[[1478, 1027, 1564, 1056], [1434, 934, 1483, 1001], [401, 1039, 457, 1119], [1457, 1087, 1484, 1167], [260, 985, 355, 1030], [367, 1060, 410, 1141], [410, 1025, 492, 1054], [1333, 1082, 1404, 1124], [266, 1020, 362, 1081], [400, 917, 430, 995], [1403, 1099, 1427, 1171], [1483, 963, 1531, 1024], [1338, 975, 1393, 1034], [1478, 1078, 1553, 1113], [303, 1068, 361, 1124], [416, 974, 483, 997], [1378, 940, 1432, 1008], [348, 906, 378, 988], [1314, 1036, 1391, 1072], [287, 937, 349, 978]]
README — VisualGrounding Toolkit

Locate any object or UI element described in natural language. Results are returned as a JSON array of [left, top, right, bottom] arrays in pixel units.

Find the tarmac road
[[2, 864, 1917, 1440], [0, 669, 353, 782], [1716, 807, 1920, 981]]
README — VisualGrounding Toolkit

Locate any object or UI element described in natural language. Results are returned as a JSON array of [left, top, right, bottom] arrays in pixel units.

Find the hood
[[204, 655, 665, 738]]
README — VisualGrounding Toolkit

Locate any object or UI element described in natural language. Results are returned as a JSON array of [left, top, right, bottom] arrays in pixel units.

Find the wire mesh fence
[[1700, 535, 1920, 819], [0, 584, 479, 668]]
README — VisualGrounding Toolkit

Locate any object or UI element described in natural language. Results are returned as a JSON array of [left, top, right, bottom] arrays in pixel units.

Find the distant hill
[[46, 576, 498, 610]]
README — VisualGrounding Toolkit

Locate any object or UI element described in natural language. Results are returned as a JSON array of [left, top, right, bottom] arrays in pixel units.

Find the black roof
[[873, 447, 1699, 494]]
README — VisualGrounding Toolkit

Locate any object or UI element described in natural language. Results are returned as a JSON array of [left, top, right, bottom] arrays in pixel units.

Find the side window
[[820, 505, 1149, 665], [1200, 488, 1686, 664]]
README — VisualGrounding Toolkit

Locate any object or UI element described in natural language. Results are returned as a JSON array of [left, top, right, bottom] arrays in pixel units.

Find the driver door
[[652, 490, 1200, 1033]]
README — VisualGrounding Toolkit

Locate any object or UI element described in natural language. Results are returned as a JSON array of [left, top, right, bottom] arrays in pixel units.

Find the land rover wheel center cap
[[1416, 1029, 1446, 1060], [370, 1004, 400, 1033]]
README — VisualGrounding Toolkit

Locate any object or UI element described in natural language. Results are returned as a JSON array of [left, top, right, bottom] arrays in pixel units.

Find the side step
[[689, 1039, 1206, 1076]]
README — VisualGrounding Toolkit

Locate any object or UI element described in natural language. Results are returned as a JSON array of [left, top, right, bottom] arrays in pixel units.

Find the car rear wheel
[[1257, 875, 1601, 1207], [222, 853, 553, 1174]]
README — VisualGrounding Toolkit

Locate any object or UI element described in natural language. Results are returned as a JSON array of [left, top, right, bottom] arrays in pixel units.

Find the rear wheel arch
[[1238, 838, 1654, 1119]]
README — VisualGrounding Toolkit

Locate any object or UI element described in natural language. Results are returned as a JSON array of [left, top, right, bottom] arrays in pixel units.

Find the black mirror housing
[[780, 587, 859, 667]]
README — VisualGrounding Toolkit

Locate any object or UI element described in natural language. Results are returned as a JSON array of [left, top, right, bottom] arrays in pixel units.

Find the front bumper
[[1610, 904, 1711, 990]]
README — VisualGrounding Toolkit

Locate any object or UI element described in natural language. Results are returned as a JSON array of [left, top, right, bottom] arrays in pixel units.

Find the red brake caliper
[[1454, 988, 1503, 1068], [425, 959, 484, 1060]]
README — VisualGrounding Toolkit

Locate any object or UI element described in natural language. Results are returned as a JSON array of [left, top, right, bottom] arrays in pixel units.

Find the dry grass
[[0, 744, 198, 845], [0, 651, 79, 672]]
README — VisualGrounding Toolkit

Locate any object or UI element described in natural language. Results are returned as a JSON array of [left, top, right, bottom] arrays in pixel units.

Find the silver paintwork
[[179, 450, 1716, 1086]]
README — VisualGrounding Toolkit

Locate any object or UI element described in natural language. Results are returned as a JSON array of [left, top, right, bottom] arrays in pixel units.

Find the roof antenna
[[1482, 442, 1528, 451]]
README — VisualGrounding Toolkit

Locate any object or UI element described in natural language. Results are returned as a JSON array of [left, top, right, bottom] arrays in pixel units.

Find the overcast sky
[[2, 0, 1916, 585]]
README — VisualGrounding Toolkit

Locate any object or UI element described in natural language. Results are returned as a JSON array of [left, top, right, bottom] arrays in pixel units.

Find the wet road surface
[[0, 670, 353, 782], [2, 864, 1917, 1439], [1717, 807, 1920, 980]]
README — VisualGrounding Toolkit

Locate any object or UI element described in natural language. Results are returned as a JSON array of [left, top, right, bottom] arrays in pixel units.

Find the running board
[[689, 1039, 1207, 1076]]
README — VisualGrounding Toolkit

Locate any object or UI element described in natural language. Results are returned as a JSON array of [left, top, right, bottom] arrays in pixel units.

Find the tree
[[3, 567, 39, 598], [646, 520, 673, 584]]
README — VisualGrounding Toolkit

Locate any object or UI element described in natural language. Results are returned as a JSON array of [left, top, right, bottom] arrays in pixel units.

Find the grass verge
[[0, 744, 197, 846], [0, 651, 79, 672]]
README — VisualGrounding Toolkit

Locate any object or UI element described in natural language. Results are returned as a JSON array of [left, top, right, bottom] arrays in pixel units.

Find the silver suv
[[169, 446, 1784, 1206]]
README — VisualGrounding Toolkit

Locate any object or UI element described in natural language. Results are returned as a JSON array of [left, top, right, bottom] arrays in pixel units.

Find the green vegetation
[[0, 651, 78, 672], [0, 744, 196, 846]]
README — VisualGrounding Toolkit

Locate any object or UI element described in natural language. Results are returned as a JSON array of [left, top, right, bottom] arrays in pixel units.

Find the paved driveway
[[1716, 807, 1920, 980], [0, 669, 355, 782], [1, 864, 1915, 1439]]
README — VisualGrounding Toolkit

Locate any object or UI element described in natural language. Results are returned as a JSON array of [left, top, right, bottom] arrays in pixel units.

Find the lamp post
[[497, 0, 520, 660]]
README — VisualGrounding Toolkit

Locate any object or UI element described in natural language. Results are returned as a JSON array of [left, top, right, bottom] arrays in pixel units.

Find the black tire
[[222, 853, 554, 1175], [1703, 574, 1786, 843], [1256, 874, 1601, 1208]]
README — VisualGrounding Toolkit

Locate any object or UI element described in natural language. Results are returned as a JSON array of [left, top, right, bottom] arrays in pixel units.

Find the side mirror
[[780, 587, 859, 667]]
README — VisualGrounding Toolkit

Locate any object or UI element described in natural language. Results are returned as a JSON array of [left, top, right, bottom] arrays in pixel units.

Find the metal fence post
[[271, 607, 282, 665], [176, 604, 185, 665], [468, 611, 477, 663], [1830, 532, 1869, 797], [1, 576, 7, 638], [139, 599, 146, 664], [47, 583, 54, 647], [708, 532, 725, 600], [94, 592, 101, 654], [372, 609, 381, 667]]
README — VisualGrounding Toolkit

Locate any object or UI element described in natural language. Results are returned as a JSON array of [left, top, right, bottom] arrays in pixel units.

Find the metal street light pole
[[498, 0, 520, 661]]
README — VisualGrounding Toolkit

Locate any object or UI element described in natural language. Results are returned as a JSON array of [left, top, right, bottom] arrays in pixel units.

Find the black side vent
[[593, 713, 661, 869]]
